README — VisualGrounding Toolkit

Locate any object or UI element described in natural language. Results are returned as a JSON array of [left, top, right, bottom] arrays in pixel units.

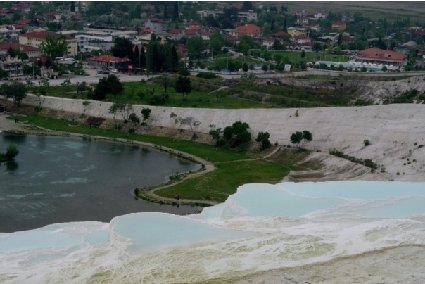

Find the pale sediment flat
[[233, 245, 425, 284]]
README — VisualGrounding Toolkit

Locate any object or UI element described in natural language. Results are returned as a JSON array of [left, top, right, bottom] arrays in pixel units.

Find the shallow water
[[0, 133, 201, 232], [1, 181, 424, 283]]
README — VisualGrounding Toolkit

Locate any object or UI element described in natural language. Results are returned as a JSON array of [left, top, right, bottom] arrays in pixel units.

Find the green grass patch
[[157, 160, 290, 202], [157, 149, 311, 202]]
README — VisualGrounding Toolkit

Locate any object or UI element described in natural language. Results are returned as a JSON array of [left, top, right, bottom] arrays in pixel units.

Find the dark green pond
[[0, 133, 202, 233]]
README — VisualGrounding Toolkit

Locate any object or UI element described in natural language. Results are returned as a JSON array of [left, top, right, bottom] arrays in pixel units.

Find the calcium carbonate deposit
[[1, 181, 425, 283]]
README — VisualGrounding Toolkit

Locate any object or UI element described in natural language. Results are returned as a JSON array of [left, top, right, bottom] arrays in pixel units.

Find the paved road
[[217, 69, 425, 80]]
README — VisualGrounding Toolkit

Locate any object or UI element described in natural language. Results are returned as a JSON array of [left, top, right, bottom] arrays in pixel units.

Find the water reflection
[[5, 160, 19, 172], [2, 132, 27, 144], [0, 133, 202, 232]]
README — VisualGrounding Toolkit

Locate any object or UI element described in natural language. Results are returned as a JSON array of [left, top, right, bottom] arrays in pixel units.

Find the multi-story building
[[75, 34, 113, 52], [0, 43, 41, 59], [0, 55, 24, 77], [19, 30, 77, 57]]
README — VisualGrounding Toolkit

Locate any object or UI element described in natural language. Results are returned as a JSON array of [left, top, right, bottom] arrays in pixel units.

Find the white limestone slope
[[23, 95, 425, 180]]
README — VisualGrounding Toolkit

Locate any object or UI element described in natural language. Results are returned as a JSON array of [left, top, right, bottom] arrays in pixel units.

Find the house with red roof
[[87, 54, 130, 71], [0, 43, 41, 59], [271, 31, 289, 39], [230, 24, 261, 38], [14, 18, 32, 30], [356, 48, 407, 66]]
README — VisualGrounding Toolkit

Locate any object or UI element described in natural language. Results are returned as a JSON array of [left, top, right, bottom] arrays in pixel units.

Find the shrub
[[149, 93, 169, 105], [256, 132, 271, 150], [196, 72, 217, 79], [4, 144, 19, 160], [86, 117, 105, 127]]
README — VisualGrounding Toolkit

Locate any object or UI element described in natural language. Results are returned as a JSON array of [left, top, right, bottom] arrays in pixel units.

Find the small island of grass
[[0, 144, 19, 162]]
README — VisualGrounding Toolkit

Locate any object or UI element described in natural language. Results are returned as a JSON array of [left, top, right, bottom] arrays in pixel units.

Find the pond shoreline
[[0, 113, 216, 207]]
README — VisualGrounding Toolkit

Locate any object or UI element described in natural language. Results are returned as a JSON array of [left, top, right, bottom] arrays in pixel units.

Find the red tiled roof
[[358, 48, 406, 61], [23, 31, 59, 39], [233, 24, 261, 35], [168, 28, 182, 35], [0, 42, 40, 52], [88, 55, 130, 63], [271, 31, 289, 38], [332, 21, 346, 27]]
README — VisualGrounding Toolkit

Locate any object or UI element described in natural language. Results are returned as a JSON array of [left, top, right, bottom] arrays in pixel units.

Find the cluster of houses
[[0, 1, 424, 77]]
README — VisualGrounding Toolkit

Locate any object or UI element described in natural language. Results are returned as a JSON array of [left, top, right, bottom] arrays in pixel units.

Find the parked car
[[97, 69, 109, 75]]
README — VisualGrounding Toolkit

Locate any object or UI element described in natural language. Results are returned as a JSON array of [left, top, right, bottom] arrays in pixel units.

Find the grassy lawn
[[29, 77, 267, 109], [16, 114, 313, 203], [156, 160, 291, 202]]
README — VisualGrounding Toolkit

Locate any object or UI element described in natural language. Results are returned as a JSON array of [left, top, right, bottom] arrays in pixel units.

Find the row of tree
[[112, 37, 179, 72]]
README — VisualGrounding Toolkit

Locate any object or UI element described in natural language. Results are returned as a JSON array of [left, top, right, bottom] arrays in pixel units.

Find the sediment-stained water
[[0, 133, 201, 232], [0, 181, 424, 283]]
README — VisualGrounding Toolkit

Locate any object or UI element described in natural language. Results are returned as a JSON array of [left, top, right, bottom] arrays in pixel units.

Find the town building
[[196, 10, 222, 19], [237, 10, 258, 23], [230, 24, 261, 38], [0, 55, 24, 77], [87, 54, 130, 71], [0, 42, 41, 59], [356, 48, 407, 67], [75, 34, 113, 52], [287, 27, 306, 37], [19, 30, 77, 56], [143, 18, 167, 36]]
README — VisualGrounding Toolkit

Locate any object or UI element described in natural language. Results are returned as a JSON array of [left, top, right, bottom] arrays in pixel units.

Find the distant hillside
[[283, 1, 425, 22]]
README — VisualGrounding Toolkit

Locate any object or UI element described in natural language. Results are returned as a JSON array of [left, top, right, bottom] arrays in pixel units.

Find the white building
[[238, 10, 258, 23], [76, 34, 113, 52]]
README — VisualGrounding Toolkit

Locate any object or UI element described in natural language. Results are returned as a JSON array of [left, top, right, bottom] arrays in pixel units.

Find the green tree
[[223, 121, 251, 149], [128, 113, 140, 127], [111, 37, 134, 59], [0, 68, 8, 79], [242, 63, 248, 72], [7, 48, 28, 60], [141, 108, 151, 121], [133, 45, 140, 68], [291, 131, 312, 147], [93, 75, 123, 100], [175, 75, 192, 96], [256, 132, 271, 150], [262, 64, 268, 72], [172, 1, 179, 21], [290, 131, 304, 147], [187, 37, 205, 60], [40, 36, 68, 60], [1, 82, 27, 106], [237, 36, 256, 55], [302, 130, 312, 142], [209, 32, 225, 54], [146, 41, 160, 72]]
